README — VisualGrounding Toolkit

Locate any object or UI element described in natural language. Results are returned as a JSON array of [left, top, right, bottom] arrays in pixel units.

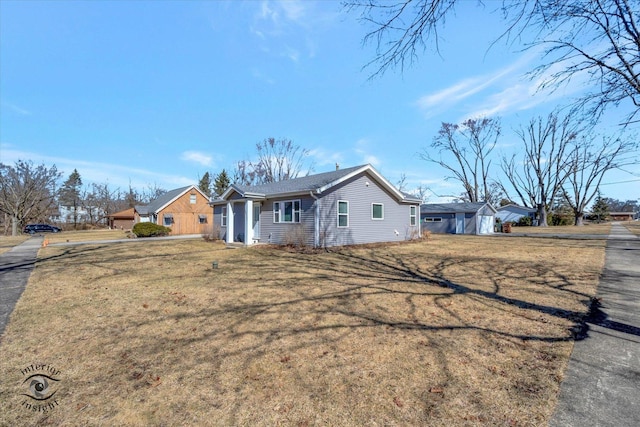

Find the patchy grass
[[0, 235, 606, 426], [43, 229, 131, 244], [511, 222, 611, 235], [0, 235, 30, 255], [622, 221, 640, 236]]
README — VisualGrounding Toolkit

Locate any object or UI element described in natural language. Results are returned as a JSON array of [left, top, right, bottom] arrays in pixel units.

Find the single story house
[[609, 211, 636, 221], [421, 202, 496, 235], [210, 164, 422, 247], [134, 185, 213, 235], [496, 204, 537, 224], [107, 207, 135, 230]]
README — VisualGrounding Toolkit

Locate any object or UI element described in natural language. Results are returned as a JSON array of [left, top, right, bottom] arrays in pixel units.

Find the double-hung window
[[372, 203, 384, 220], [221, 207, 227, 227], [410, 206, 417, 226], [337, 200, 349, 227], [273, 200, 301, 223]]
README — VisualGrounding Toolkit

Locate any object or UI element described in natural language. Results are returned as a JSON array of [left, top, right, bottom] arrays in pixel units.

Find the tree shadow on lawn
[[21, 240, 632, 425]]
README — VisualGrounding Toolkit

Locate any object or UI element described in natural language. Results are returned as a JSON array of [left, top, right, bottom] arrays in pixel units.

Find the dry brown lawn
[[0, 236, 30, 255], [511, 222, 611, 235], [0, 234, 606, 426], [622, 221, 640, 236], [44, 229, 131, 244]]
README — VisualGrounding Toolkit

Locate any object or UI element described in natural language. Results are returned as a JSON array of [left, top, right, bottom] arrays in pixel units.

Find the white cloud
[[354, 138, 381, 167], [1, 101, 31, 116], [181, 151, 213, 167], [250, 0, 326, 65], [308, 147, 343, 167], [0, 144, 193, 190]]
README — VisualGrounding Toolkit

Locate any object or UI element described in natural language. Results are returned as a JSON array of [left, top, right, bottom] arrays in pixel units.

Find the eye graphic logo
[[22, 374, 59, 401], [19, 364, 62, 413]]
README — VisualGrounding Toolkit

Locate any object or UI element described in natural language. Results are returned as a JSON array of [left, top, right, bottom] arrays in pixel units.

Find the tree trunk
[[11, 215, 18, 236], [537, 203, 548, 227], [574, 211, 584, 226]]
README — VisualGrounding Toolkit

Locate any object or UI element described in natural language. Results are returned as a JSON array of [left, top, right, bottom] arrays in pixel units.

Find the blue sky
[[1, 0, 638, 203]]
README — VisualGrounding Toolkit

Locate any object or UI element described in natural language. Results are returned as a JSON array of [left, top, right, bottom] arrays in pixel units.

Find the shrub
[[202, 225, 221, 242], [550, 213, 572, 226], [516, 216, 532, 227], [132, 222, 171, 238], [283, 225, 307, 247]]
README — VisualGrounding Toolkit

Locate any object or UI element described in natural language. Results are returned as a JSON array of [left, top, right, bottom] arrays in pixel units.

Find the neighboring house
[[496, 204, 537, 224], [421, 202, 496, 235], [210, 164, 422, 247], [107, 208, 135, 230], [134, 185, 212, 235], [609, 212, 636, 221]]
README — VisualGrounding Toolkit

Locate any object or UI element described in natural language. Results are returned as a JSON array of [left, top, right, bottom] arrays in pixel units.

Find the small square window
[[372, 203, 384, 220]]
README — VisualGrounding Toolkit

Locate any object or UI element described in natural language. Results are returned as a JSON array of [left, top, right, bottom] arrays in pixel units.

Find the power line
[[599, 178, 640, 185]]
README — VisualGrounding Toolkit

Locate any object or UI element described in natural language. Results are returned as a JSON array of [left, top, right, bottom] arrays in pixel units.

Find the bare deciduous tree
[[233, 138, 313, 185], [500, 111, 579, 226], [348, 0, 640, 122], [0, 160, 61, 235], [421, 117, 500, 202], [563, 133, 639, 225], [255, 138, 313, 183]]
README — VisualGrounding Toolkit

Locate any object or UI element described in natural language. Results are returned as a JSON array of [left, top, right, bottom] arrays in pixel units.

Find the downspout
[[310, 191, 320, 248]]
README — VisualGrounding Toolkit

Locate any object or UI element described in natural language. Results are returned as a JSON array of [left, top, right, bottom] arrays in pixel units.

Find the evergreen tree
[[59, 169, 83, 229], [213, 169, 230, 197], [198, 172, 212, 197], [591, 191, 610, 224]]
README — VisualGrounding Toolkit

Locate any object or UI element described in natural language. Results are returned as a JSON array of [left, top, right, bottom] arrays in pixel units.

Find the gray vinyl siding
[[260, 196, 315, 246], [318, 173, 419, 247], [421, 213, 456, 234], [464, 213, 476, 234], [213, 205, 227, 241]]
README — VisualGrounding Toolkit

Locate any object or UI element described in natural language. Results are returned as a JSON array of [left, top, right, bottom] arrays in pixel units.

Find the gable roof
[[108, 208, 135, 218], [215, 164, 421, 203], [137, 185, 209, 215], [421, 202, 496, 214], [497, 203, 537, 213]]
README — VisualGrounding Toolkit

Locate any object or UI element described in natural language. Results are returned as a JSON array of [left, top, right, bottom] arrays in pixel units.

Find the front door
[[455, 213, 465, 234], [252, 203, 261, 240]]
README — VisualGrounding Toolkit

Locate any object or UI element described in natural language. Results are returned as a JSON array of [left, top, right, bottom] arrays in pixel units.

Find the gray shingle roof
[[232, 165, 365, 196], [146, 186, 192, 213], [420, 202, 489, 214]]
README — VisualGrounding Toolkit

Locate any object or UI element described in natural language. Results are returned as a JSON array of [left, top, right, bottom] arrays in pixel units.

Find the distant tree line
[[0, 161, 170, 235], [420, 110, 638, 226], [0, 137, 314, 236]]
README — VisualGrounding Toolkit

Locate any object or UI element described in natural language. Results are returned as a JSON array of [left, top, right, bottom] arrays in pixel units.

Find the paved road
[[551, 223, 640, 427], [0, 236, 43, 341]]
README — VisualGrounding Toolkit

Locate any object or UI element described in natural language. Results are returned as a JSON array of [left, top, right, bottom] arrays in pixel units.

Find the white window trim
[[273, 200, 301, 223], [410, 206, 417, 226], [371, 203, 384, 220], [221, 207, 227, 227], [189, 194, 197, 204], [337, 200, 349, 228]]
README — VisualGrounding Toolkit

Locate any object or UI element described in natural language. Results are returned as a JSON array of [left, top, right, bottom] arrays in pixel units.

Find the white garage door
[[478, 215, 494, 234]]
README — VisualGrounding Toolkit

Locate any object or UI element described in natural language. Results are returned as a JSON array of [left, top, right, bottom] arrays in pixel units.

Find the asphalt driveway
[[551, 223, 640, 426], [0, 236, 43, 341]]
